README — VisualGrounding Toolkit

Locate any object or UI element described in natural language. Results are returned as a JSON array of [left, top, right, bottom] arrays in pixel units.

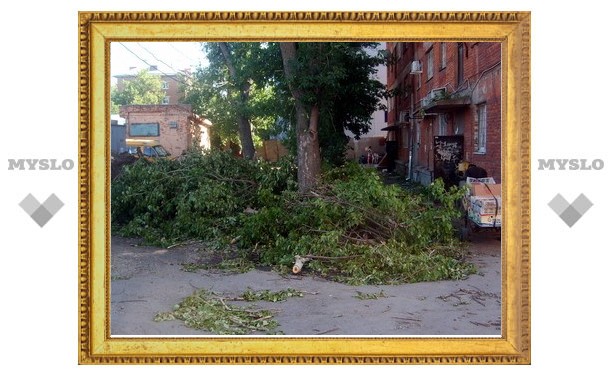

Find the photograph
[[79, 11, 530, 364]]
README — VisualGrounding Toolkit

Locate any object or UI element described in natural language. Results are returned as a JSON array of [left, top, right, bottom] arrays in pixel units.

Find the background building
[[120, 104, 211, 157], [385, 42, 502, 185], [114, 65, 190, 106], [345, 43, 388, 162]]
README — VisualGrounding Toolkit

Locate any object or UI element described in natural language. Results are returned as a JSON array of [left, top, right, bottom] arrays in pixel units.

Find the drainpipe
[[407, 93, 414, 181]]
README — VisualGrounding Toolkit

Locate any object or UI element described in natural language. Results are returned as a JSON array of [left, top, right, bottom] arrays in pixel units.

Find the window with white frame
[[161, 81, 169, 90], [475, 103, 487, 153], [426, 49, 434, 80], [440, 42, 447, 69], [162, 96, 170, 105], [438, 114, 448, 136]]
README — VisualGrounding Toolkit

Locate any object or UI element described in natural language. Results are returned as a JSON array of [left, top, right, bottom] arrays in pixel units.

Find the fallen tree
[[112, 150, 475, 285]]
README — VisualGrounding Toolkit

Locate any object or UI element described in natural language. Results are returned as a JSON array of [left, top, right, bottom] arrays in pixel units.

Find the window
[[393, 46, 398, 77], [438, 115, 448, 136], [475, 104, 487, 153], [169, 121, 178, 129], [454, 113, 465, 135], [129, 123, 160, 137], [440, 42, 447, 69], [426, 49, 434, 80], [457, 43, 465, 86], [161, 81, 169, 90], [162, 96, 170, 105]]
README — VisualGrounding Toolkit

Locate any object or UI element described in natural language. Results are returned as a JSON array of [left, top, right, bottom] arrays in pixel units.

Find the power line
[[117, 42, 192, 87], [137, 42, 179, 73], [167, 42, 204, 67]]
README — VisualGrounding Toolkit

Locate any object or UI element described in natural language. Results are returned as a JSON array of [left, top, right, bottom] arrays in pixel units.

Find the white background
[[0, 0, 609, 376]]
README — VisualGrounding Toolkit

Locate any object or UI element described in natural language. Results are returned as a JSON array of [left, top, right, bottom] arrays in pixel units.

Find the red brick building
[[119, 104, 211, 157], [114, 66, 189, 106], [385, 42, 502, 185]]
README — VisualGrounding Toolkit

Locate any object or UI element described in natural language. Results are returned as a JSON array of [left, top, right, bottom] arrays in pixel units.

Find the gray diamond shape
[[30, 205, 53, 227], [571, 193, 593, 215], [19, 193, 41, 216], [42, 193, 64, 215], [548, 194, 570, 216]]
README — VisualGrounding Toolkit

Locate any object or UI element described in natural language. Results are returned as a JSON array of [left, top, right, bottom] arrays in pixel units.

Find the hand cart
[[459, 180, 501, 241]]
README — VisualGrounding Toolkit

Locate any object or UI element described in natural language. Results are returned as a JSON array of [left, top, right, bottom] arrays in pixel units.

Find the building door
[[433, 135, 464, 187]]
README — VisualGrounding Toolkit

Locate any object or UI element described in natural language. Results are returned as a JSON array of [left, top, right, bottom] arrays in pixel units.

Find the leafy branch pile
[[154, 289, 282, 335], [112, 150, 475, 285]]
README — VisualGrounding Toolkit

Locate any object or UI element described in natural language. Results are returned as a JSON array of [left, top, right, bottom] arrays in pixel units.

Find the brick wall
[[120, 104, 197, 157], [465, 59, 502, 183], [115, 72, 185, 105], [386, 42, 502, 184]]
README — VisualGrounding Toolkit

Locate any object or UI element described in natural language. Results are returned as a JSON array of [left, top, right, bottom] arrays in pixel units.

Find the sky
[[110, 41, 208, 79]]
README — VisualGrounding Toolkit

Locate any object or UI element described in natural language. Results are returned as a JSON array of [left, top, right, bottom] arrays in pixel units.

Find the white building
[[345, 43, 388, 162]]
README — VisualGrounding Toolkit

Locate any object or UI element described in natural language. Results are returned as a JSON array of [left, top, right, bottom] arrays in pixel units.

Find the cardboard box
[[470, 196, 502, 214], [467, 209, 502, 227], [469, 182, 502, 197]]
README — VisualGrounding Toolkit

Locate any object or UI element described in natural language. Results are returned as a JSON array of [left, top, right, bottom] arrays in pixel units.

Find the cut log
[[292, 255, 311, 274], [292, 254, 356, 274]]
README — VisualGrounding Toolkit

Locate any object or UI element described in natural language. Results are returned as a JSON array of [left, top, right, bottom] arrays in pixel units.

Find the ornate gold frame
[[78, 11, 530, 364]]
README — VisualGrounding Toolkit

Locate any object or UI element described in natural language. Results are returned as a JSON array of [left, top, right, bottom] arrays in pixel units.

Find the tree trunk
[[280, 42, 322, 193], [218, 42, 256, 159], [237, 82, 255, 159]]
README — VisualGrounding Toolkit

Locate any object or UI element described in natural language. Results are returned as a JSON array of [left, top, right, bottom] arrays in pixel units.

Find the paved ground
[[110, 231, 501, 337]]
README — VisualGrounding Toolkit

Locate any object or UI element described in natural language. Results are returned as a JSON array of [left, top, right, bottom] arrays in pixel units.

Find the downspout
[[407, 92, 414, 181]]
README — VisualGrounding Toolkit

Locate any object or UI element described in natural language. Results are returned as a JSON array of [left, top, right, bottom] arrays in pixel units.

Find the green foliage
[[354, 290, 388, 300], [281, 42, 387, 167], [111, 69, 165, 110], [240, 288, 304, 302], [112, 149, 297, 245], [236, 163, 472, 284], [182, 43, 291, 152], [154, 289, 280, 335], [112, 154, 475, 285], [181, 252, 255, 274]]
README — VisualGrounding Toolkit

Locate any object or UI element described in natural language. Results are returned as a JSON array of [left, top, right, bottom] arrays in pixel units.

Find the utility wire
[[117, 42, 192, 87], [137, 42, 180, 73], [167, 42, 205, 67]]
